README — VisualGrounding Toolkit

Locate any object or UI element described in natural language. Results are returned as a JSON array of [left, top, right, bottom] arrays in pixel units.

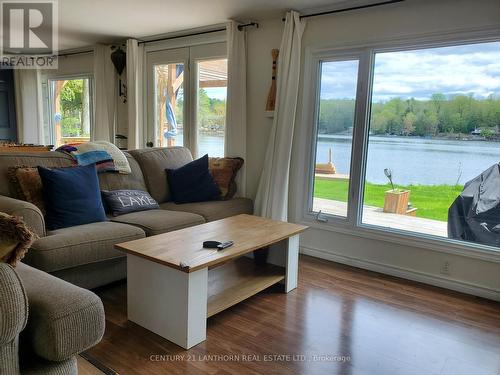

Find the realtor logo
[[1, 0, 58, 68]]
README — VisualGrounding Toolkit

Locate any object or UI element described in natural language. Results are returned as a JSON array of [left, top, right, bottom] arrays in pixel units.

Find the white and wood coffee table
[[115, 214, 308, 349]]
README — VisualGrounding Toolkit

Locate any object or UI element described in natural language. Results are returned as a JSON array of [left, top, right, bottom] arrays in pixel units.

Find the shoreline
[[317, 133, 500, 142]]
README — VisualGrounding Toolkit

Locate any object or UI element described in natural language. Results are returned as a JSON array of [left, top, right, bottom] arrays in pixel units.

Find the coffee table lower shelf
[[207, 257, 285, 317]]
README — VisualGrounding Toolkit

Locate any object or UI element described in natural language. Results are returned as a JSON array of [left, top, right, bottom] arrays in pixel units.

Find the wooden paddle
[[266, 49, 279, 111]]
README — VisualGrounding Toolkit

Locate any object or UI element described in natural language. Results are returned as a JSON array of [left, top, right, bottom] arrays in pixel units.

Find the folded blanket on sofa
[[56, 141, 131, 174]]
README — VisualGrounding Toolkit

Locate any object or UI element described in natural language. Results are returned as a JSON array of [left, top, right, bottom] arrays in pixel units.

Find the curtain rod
[[283, 0, 405, 21], [138, 22, 258, 45], [138, 28, 226, 45], [58, 49, 94, 57], [238, 22, 259, 31]]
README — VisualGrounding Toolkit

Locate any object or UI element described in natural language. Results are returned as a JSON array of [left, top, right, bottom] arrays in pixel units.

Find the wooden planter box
[[383, 190, 410, 215]]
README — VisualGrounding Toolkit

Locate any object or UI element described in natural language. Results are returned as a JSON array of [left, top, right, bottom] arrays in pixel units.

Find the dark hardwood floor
[[86, 255, 500, 375]]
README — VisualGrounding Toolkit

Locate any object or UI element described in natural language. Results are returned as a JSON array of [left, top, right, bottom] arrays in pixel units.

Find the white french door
[[146, 42, 227, 157]]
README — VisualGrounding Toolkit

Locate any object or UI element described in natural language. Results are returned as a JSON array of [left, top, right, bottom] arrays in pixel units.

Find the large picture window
[[310, 39, 500, 251]]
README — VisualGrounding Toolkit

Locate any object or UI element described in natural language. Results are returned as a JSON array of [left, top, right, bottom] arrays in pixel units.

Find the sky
[[205, 87, 227, 100], [320, 41, 500, 102]]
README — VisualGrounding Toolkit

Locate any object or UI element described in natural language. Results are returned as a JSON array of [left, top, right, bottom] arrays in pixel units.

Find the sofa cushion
[[16, 263, 105, 362], [98, 152, 148, 192], [160, 198, 254, 222], [23, 222, 145, 272], [129, 147, 193, 203], [110, 209, 205, 236]]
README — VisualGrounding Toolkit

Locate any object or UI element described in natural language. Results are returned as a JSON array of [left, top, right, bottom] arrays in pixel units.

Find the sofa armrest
[[0, 196, 45, 237], [0, 263, 28, 345], [0, 263, 28, 374], [16, 263, 105, 362]]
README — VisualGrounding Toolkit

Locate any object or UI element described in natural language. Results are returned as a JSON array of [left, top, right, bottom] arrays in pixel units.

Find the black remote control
[[217, 241, 234, 250], [203, 241, 220, 248]]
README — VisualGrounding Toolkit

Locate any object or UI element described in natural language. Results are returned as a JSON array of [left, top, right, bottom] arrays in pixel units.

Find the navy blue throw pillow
[[166, 154, 221, 204], [38, 164, 107, 230], [102, 190, 159, 216]]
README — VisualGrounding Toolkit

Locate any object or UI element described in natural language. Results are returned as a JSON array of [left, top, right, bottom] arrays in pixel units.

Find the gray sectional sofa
[[0, 146, 253, 289], [0, 146, 253, 374]]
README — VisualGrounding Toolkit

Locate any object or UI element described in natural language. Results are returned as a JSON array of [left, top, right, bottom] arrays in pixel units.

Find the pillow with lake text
[[101, 189, 160, 216]]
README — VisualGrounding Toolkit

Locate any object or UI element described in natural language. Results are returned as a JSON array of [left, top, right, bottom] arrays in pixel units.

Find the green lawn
[[314, 179, 463, 222]]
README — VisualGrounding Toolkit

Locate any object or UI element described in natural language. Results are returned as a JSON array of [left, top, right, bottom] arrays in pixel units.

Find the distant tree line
[[175, 89, 226, 132], [318, 94, 500, 138]]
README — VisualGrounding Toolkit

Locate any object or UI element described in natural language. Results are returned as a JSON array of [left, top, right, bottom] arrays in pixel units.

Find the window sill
[[299, 213, 500, 264]]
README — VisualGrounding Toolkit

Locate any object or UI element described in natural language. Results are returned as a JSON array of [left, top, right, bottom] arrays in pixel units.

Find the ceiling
[[57, 0, 368, 50]]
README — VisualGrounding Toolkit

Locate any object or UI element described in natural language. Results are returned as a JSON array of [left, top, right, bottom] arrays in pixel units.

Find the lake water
[[175, 133, 500, 186], [316, 135, 500, 185], [169, 133, 225, 157]]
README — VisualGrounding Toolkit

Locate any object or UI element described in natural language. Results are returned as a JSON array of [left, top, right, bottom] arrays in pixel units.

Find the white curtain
[[126, 39, 145, 149], [254, 11, 305, 220], [225, 21, 247, 196], [93, 44, 117, 142], [13, 69, 44, 144]]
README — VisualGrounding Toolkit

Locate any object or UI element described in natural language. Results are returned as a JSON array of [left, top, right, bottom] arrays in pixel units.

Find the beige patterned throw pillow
[[8, 166, 45, 214], [208, 157, 244, 200]]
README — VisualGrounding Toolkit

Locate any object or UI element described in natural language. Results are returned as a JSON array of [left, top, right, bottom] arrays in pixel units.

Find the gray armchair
[[0, 262, 105, 374]]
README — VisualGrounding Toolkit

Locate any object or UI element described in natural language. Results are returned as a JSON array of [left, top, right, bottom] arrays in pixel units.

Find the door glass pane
[[154, 63, 184, 147], [49, 77, 91, 147], [312, 60, 359, 217], [362, 41, 500, 248], [197, 58, 227, 157]]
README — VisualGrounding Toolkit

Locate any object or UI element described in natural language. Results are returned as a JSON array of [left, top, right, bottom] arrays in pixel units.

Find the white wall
[[245, 0, 500, 300]]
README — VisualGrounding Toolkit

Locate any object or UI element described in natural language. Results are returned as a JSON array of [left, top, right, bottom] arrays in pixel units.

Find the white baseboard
[[300, 245, 500, 302]]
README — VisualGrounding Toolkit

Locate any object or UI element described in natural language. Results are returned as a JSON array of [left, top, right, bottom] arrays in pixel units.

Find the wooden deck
[[313, 198, 448, 237], [315, 173, 349, 181]]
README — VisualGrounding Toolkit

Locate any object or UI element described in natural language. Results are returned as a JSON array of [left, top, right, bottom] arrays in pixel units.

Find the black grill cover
[[448, 163, 500, 247]]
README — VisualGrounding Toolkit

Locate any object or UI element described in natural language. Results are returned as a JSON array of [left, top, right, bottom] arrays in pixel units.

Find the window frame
[[45, 73, 95, 146], [190, 43, 227, 158], [307, 52, 367, 224], [297, 30, 500, 263]]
